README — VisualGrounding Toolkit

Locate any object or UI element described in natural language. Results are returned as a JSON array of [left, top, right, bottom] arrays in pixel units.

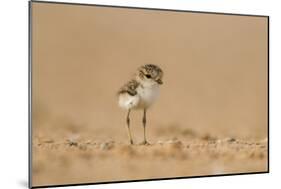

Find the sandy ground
[[31, 2, 268, 187], [32, 131, 268, 186]]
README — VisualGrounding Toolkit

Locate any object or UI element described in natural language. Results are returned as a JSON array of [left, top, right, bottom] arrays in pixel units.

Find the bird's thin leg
[[126, 109, 133, 145], [142, 108, 149, 145]]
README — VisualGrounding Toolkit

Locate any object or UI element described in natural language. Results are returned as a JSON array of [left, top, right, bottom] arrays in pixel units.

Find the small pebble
[[100, 142, 114, 150], [225, 138, 236, 143]]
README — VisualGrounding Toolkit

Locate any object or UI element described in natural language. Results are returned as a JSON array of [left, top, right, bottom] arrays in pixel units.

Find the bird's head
[[136, 64, 163, 87]]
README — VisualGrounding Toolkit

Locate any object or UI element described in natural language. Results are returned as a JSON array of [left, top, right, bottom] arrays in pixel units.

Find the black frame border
[[28, 0, 270, 188]]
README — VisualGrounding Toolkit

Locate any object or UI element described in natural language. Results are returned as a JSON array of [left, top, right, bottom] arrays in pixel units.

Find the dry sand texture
[[31, 2, 268, 187]]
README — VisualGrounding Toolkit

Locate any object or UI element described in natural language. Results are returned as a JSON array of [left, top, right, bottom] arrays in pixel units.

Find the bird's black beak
[[156, 79, 163, 85]]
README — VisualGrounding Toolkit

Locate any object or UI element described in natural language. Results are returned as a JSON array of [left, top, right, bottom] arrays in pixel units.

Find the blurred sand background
[[31, 2, 268, 187]]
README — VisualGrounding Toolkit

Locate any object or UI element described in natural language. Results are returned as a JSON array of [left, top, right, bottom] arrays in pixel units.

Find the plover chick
[[117, 64, 164, 145]]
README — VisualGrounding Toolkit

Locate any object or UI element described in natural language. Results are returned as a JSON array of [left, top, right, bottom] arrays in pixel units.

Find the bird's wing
[[118, 79, 139, 96]]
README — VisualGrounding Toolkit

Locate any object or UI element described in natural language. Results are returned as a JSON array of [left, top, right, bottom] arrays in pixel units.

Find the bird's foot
[[129, 139, 134, 145], [139, 140, 150, 145]]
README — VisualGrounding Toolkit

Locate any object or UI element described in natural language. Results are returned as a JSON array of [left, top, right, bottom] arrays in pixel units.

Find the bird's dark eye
[[145, 74, 151, 78]]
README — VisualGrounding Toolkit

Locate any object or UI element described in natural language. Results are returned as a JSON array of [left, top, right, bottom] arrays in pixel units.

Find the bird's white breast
[[136, 84, 160, 109], [118, 83, 160, 110]]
